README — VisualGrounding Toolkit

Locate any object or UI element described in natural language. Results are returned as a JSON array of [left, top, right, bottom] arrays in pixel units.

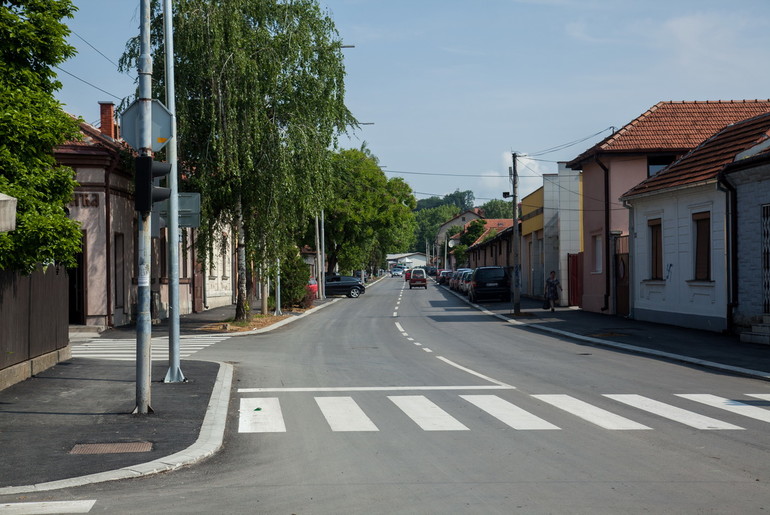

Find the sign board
[[157, 192, 201, 228], [120, 99, 173, 152]]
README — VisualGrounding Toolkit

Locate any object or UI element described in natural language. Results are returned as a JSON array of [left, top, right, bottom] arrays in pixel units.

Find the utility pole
[[163, 0, 184, 383], [134, 0, 154, 414], [314, 214, 322, 298], [319, 209, 326, 299], [511, 153, 521, 314]]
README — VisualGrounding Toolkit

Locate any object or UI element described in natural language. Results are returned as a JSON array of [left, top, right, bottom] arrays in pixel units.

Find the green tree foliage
[[0, 0, 83, 273], [415, 189, 474, 212], [452, 243, 468, 268], [120, 0, 353, 319], [443, 189, 475, 211], [459, 219, 486, 247], [415, 196, 443, 211], [324, 147, 416, 273], [479, 198, 513, 219], [275, 248, 311, 309], [413, 204, 458, 251]]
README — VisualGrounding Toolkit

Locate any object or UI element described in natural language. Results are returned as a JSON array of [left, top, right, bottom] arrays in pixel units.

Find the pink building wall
[[581, 156, 647, 313]]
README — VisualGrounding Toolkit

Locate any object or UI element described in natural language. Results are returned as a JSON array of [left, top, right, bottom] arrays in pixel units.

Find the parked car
[[468, 266, 511, 303], [450, 268, 471, 291], [437, 270, 453, 284], [408, 268, 427, 289], [324, 275, 366, 298], [459, 270, 474, 295], [306, 277, 318, 297]]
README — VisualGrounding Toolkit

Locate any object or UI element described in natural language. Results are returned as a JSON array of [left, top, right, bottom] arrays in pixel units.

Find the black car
[[324, 275, 366, 298], [468, 266, 511, 303]]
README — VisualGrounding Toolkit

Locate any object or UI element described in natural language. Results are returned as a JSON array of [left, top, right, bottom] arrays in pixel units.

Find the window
[[592, 235, 602, 273], [693, 211, 711, 280], [648, 218, 662, 280], [647, 155, 676, 177]]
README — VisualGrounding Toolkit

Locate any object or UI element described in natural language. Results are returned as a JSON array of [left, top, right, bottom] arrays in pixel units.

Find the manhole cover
[[70, 442, 153, 454]]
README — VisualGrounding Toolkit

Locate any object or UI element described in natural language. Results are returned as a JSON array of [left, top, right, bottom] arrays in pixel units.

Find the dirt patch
[[197, 309, 308, 333]]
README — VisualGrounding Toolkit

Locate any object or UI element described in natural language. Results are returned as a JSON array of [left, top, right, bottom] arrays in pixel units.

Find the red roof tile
[[568, 100, 770, 167], [622, 112, 770, 199]]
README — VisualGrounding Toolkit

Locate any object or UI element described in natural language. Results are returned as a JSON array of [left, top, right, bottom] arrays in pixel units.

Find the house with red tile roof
[[621, 112, 770, 335], [567, 100, 770, 316]]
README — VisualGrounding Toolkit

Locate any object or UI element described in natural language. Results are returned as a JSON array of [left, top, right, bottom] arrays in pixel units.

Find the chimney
[[98, 101, 116, 139]]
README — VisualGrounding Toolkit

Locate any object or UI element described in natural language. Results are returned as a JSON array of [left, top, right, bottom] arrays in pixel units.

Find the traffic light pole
[[134, 0, 154, 414]]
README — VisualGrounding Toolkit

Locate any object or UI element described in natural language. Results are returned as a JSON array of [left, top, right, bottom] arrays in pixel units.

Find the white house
[[621, 112, 770, 333]]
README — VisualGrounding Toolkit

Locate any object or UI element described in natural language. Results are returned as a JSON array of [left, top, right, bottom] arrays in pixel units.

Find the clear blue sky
[[56, 0, 770, 203]]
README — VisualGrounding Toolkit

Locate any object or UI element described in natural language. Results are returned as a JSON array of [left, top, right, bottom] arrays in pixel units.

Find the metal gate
[[568, 252, 583, 307]]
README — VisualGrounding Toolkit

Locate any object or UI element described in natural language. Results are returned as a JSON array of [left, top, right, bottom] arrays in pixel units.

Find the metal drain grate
[[70, 442, 153, 454]]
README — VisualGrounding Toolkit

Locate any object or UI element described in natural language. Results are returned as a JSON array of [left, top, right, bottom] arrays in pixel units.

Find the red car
[[409, 268, 427, 289]]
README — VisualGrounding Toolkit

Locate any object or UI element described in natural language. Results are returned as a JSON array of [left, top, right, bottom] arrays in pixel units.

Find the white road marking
[[71, 335, 228, 361], [406, 337, 414, 341], [238, 398, 286, 433], [436, 356, 514, 388], [0, 501, 96, 514], [604, 394, 743, 430], [315, 397, 379, 431], [414, 342, 422, 346], [239, 385, 513, 393], [461, 395, 560, 430], [746, 393, 770, 401], [677, 394, 770, 423], [533, 394, 651, 430], [423, 348, 433, 353], [395, 322, 404, 332], [393, 312, 398, 317], [389, 395, 469, 431]]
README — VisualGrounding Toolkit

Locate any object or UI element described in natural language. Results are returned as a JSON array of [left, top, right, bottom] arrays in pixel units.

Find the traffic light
[[134, 155, 172, 212]]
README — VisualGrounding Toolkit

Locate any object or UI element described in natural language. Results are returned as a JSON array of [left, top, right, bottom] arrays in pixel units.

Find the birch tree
[[121, 0, 353, 320]]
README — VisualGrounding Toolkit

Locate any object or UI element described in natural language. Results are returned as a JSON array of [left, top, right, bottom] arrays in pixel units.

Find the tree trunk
[[260, 266, 269, 314], [234, 202, 248, 321]]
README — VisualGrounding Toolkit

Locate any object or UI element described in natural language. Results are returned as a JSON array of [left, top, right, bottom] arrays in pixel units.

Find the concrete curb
[[0, 362, 234, 495], [443, 284, 770, 382]]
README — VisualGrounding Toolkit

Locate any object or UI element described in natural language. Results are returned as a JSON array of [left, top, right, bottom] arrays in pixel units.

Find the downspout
[[595, 157, 611, 312], [717, 171, 737, 333]]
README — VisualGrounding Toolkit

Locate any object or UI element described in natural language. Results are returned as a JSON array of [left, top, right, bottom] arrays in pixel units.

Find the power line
[[72, 31, 119, 71], [55, 66, 124, 101], [526, 127, 614, 157]]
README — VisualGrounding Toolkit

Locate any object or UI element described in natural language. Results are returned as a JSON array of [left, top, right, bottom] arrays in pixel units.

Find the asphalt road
[[14, 277, 770, 514]]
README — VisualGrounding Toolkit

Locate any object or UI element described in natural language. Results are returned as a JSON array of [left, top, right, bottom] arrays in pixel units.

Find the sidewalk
[[2, 281, 769, 495]]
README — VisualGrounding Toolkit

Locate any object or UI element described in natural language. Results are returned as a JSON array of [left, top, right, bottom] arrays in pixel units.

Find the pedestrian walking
[[544, 270, 562, 312]]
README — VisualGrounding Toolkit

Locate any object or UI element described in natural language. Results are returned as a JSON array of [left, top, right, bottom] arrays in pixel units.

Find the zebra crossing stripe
[[388, 395, 469, 431], [604, 394, 743, 430], [0, 500, 97, 514], [532, 394, 651, 430], [746, 393, 770, 401], [315, 397, 379, 432], [676, 394, 770, 423], [239, 398, 286, 433], [460, 395, 560, 430]]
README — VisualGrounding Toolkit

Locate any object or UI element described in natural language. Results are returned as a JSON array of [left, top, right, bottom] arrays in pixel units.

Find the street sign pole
[[163, 0, 185, 383]]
